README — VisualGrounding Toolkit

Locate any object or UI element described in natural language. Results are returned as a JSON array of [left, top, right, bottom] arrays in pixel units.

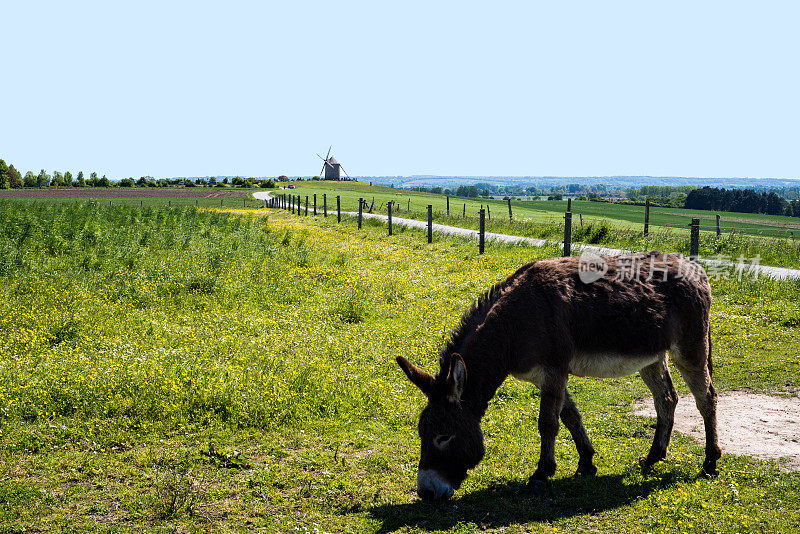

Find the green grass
[[280, 181, 800, 269], [1, 200, 799, 532]]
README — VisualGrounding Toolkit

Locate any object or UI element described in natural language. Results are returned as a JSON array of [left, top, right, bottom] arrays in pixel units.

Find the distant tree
[[98, 175, 111, 187], [36, 169, 50, 188], [222, 177, 229, 184], [547, 194, 563, 201], [278, 175, 289, 182], [51, 171, 64, 187], [136, 177, 148, 187], [76, 171, 85, 187], [7, 165, 22, 188], [184, 180, 196, 187], [262, 179, 277, 188], [64, 171, 73, 187], [0, 159, 8, 189], [24, 171, 36, 187], [88, 172, 99, 187], [119, 178, 134, 187]]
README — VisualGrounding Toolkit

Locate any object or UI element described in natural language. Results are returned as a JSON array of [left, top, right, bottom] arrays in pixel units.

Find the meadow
[[1, 199, 799, 532], [277, 181, 800, 269]]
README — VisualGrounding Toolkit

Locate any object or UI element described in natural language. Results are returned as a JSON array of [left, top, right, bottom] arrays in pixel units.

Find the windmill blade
[[325, 145, 332, 160], [320, 163, 326, 176], [339, 165, 349, 178], [316, 153, 325, 161]]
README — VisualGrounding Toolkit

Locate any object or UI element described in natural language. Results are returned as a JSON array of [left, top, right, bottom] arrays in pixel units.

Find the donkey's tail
[[707, 327, 714, 378]]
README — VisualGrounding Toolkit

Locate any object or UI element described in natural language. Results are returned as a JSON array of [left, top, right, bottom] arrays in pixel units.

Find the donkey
[[397, 252, 720, 500]]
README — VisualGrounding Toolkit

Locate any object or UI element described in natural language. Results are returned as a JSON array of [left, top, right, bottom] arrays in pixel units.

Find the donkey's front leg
[[528, 373, 567, 491]]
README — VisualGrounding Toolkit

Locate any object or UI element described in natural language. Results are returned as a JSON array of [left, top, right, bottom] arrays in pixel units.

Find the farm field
[[1, 200, 799, 532], [0, 187, 262, 210], [276, 181, 800, 269]]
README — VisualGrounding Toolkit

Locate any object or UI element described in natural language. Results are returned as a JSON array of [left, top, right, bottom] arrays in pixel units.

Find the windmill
[[316, 146, 349, 181]]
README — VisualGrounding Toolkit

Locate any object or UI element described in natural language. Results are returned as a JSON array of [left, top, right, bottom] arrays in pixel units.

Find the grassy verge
[[1, 201, 799, 532], [278, 182, 800, 269]]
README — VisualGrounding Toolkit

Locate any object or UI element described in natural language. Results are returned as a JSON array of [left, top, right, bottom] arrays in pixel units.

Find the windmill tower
[[317, 146, 349, 181]]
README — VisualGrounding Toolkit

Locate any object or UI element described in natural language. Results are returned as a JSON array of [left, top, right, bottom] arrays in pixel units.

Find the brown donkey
[[397, 252, 719, 500]]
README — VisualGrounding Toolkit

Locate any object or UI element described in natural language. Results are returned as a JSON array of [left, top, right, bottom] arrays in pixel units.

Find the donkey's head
[[396, 353, 485, 500]]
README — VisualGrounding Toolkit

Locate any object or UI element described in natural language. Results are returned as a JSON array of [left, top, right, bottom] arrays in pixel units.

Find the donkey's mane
[[438, 272, 519, 366]]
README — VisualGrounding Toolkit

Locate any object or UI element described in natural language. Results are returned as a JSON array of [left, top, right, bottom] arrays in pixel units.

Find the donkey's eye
[[433, 434, 455, 450]]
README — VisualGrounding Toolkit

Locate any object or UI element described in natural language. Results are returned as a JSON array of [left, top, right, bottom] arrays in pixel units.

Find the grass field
[[1, 200, 799, 532], [273, 181, 800, 269]]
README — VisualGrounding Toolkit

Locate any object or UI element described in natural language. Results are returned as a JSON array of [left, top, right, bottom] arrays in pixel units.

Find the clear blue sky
[[2, 1, 798, 179]]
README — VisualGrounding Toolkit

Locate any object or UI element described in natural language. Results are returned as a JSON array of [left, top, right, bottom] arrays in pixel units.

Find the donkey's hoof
[[575, 463, 597, 477], [526, 477, 548, 495]]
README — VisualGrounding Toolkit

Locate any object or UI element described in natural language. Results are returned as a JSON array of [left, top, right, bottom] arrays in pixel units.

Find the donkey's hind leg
[[639, 355, 678, 473], [672, 340, 721, 477], [560, 388, 597, 476]]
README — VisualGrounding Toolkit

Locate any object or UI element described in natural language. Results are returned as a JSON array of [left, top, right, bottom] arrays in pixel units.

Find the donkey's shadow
[[368, 473, 675, 533]]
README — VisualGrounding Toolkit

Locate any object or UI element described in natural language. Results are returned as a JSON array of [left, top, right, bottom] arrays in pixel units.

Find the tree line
[[685, 186, 797, 216], [0, 158, 278, 189]]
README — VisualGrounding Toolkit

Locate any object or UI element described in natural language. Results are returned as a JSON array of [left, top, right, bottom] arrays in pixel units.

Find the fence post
[[305, 196, 309, 216], [427, 205, 433, 243], [408, 199, 411, 211], [447, 195, 450, 215], [140, 200, 143, 207], [358, 197, 363, 229], [644, 198, 650, 236], [507, 198, 513, 221], [563, 208, 572, 257], [243, 198, 246, 208], [716, 214, 721, 237], [221, 199, 223, 207], [323, 194, 327, 217], [689, 218, 700, 260], [487, 205, 491, 221], [313, 194, 317, 215], [463, 203, 466, 218], [337, 196, 341, 223], [479, 209, 485, 254], [196, 199, 198, 207], [388, 201, 393, 236]]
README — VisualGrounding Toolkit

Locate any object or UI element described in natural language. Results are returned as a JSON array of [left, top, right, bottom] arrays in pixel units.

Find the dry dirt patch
[[634, 392, 800, 471]]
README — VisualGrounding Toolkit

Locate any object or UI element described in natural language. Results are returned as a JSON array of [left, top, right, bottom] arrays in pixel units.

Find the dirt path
[[634, 392, 800, 471]]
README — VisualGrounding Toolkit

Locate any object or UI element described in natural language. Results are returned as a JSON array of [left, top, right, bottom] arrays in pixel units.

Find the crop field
[[277, 182, 800, 269], [1, 200, 800, 532]]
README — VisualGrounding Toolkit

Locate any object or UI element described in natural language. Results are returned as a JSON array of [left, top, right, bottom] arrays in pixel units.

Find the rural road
[[252, 191, 800, 281]]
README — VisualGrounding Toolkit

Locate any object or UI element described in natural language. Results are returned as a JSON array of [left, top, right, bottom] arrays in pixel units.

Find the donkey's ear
[[446, 353, 467, 403], [396, 356, 435, 396]]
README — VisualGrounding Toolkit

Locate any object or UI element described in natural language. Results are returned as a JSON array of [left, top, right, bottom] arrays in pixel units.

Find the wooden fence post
[[305, 196, 309, 216], [408, 199, 411, 211], [463, 203, 466, 218], [644, 199, 650, 236], [427, 205, 433, 243], [388, 201, 393, 236], [507, 198, 513, 221], [221, 199, 223, 207], [689, 218, 700, 260], [716, 214, 721, 237], [168, 200, 171, 207], [337, 196, 341, 223], [447, 195, 450, 215], [487, 205, 491, 221], [563, 209, 572, 257], [323, 194, 327, 217], [140, 200, 143, 207], [313, 194, 317, 215], [479, 209, 485, 254], [358, 198, 363, 229], [243, 198, 246, 208]]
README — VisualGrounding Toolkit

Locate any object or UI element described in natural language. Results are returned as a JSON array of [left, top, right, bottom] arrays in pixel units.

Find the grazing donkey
[[397, 252, 719, 500]]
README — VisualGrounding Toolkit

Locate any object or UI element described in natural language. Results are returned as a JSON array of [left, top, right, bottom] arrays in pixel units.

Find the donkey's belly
[[569, 352, 661, 378]]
